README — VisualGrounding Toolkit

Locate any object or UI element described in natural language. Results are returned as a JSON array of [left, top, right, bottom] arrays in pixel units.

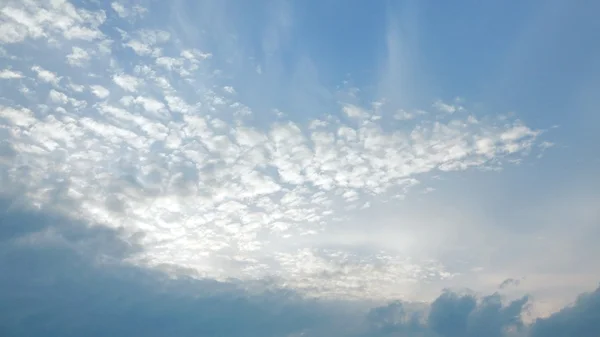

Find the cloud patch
[[90, 85, 110, 99], [0, 69, 22, 79]]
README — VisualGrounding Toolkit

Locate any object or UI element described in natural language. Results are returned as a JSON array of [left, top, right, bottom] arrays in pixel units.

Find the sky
[[0, 0, 599, 336]]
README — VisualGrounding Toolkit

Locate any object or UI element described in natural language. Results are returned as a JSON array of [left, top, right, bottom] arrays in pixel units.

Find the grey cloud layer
[[0, 200, 598, 337]]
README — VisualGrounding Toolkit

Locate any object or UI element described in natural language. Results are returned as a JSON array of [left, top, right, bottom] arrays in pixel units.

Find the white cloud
[[343, 104, 368, 119], [48, 89, 69, 104], [181, 49, 212, 61], [0, 69, 23, 79], [0, 6, 45, 43], [0, 0, 106, 43], [433, 99, 463, 114], [66, 46, 90, 67], [124, 39, 154, 56], [501, 124, 538, 142], [111, 2, 127, 17], [155, 56, 184, 72], [309, 119, 328, 129], [111, 2, 147, 19], [393, 109, 414, 120], [123, 29, 171, 56], [63, 26, 103, 41], [0, 105, 36, 127], [90, 85, 110, 99], [539, 140, 554, 149], [113, 73, 141, 92], [133, 96, 166, 114], [31, 65, 61, 85], [68, 82, 85, 92]]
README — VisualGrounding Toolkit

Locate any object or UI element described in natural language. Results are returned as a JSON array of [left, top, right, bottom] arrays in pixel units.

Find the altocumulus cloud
[[1, 0, 600, 336], [0, 0, 547, 300]]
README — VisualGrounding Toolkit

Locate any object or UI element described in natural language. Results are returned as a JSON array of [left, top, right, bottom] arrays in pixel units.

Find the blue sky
[[0, 0, 599, 336]]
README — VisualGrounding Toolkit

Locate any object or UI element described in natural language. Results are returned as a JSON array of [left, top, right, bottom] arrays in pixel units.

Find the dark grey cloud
[[0, 197, 337, 337], [427, 290, 528, 337], [0, 197, 599, 337], [530, 285, 600, 337], [499, 278, 521, 289], [428, 291, 477, 337], [363, 301, 429, 337]]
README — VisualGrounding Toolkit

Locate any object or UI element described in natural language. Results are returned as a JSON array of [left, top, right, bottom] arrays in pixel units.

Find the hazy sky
[[1, 0, 599, 336]]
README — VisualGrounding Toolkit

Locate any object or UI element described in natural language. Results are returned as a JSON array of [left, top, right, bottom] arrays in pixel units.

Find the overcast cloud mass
[[0, 0, 599, 336]]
